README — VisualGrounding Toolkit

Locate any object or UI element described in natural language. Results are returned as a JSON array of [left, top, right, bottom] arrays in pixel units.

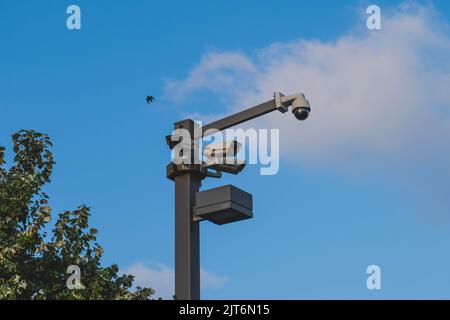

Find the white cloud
[[123, 262, 229, 299], [164, 3, 450, 220], [165, 51, 259, 104], [201, 267, 230, 289]]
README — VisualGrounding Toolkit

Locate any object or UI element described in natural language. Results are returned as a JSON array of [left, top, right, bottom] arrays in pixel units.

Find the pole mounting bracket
[[274, 92, 288, 113]]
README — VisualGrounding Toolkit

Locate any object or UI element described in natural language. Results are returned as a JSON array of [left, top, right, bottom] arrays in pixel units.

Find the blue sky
[[1, 0, 450, 299]]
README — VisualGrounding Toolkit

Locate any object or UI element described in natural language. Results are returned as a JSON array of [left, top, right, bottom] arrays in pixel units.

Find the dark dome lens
[[294, 107, 310, 120]]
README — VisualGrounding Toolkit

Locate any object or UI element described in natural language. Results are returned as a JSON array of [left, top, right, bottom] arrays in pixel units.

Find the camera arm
[[201, 98, 277, 137], [201, 92, 308, 137], [166, 92, 308, 147]]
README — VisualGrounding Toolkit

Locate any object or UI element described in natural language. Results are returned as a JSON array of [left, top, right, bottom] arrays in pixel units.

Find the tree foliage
[[0, 130, 154, 299]]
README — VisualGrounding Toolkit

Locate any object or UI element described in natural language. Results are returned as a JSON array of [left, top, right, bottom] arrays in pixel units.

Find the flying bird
[[146, 95, 155, 104]]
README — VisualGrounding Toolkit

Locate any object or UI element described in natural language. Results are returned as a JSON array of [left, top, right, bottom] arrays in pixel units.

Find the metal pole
[[171, 119, 201, 300], [174, 173, 200, 300]]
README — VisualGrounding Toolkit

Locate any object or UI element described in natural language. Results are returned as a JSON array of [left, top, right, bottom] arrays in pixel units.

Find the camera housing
[[291, 95, 311, 120], [275, 92, 311, 121], [203, 140, 245, 174], [203, 140, 241, 160]]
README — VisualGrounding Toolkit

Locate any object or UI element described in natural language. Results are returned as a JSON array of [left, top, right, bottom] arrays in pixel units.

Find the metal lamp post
[[166, 92, 311, 300]]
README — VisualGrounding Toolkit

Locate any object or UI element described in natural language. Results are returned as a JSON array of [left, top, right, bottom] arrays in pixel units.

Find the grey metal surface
[[195, 185, 252, 209], [175, 173, 201, 300], [173, 119, 202, 300], [194, 185, 253, 225], [201, 99, 277, 136], [208, 162, 246, 175], [194, 201, 253, 225]]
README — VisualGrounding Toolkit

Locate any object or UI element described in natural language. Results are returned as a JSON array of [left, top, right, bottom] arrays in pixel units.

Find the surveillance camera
[[203, 140, 244, 171], [203, 140, 241, 160], [291, 94, 311, 121], [274, 92, 311, 120]]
